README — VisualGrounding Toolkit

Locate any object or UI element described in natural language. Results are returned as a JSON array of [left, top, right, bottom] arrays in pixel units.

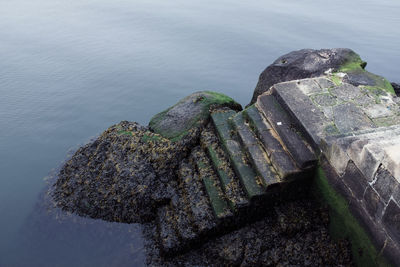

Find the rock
[[149, 91, 242, 142], [392, 82, 400, 97], [249, 48, 367, 105], [53, 121, 186, 223]]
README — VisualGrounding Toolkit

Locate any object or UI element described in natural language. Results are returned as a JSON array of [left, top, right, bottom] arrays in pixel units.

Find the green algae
[[338, 52, 366, 73], [117, 130, 133, 136], [335, 52, 395, 95], [330, 75, 342, 86], [141, 133, 162, 143], [311, 165, 392, 267]]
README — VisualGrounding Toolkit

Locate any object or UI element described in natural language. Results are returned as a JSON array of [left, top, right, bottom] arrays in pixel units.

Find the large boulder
[[249, 48, 394, 105], [149, 91, 242, 141], [53, 121, 184, 223]]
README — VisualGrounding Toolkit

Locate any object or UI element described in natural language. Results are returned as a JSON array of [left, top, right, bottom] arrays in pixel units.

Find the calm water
[[1, 0, 399, 266]]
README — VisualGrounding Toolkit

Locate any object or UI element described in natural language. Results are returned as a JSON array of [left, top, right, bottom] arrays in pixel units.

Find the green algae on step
[[211, 110, 265, 200], [195, 150, 233, 219], [205, 145, 249, 211], [179, 160, 217, 233]]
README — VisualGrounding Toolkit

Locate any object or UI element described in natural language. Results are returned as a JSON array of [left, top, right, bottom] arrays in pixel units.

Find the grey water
[[0, 0, 399, 266]]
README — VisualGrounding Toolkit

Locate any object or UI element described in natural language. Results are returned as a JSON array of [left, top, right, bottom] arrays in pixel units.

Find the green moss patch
[[336, 52, 395, 95], [338, 52, 366, 73], [149, 91, 241, 142], [141, 133, 162, 143], [330, 75, 343, 86], [117, 130, 133, 136]]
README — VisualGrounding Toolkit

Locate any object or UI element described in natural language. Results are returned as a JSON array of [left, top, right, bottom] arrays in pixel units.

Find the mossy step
[[243, 105, 272, 134], [179, 160, 217, 233], [211, 110, 237, 140], [230, 112, 281, 189], [206, 145, 250, 211], [157, 205, 181, 254], [244, 105, 300, 179], [169, 187, 197, 243], [200, 125, 249, 211], [211, 110, 265, 200], [257, 94, 316, 169], [195, 151, 233, 220]]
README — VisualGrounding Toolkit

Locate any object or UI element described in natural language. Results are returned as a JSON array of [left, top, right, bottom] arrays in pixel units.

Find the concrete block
[[257, 94, 316, 168], [314, 77, 335, 89], [270, 81, 329, 147], [383, 200, 400, 243], [342, 161, 368, 200], [373, 166, 398, 203], [363, 185, 385, 219], [332, 102, 376, 133]]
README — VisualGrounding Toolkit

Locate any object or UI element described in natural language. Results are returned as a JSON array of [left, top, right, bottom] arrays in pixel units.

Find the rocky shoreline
[[52, 48, 400, 266]]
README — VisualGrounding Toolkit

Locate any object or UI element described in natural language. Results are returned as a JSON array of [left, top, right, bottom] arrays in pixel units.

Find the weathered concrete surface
[[260, 76, 400, 265]]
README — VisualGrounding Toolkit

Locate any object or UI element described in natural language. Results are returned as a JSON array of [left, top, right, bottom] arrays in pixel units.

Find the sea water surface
[[1, 0, 399, 266]]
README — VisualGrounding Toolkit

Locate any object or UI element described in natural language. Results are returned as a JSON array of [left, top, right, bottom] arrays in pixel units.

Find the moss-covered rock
[[249, 48, 368, 105], [149, 91, 242, 142]]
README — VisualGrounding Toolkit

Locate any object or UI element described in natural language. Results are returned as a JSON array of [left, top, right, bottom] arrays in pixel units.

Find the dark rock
[[250, 48, 365, 105], [392, 82, 400, 97], [53, 121, 190, 223], [343, 70, 376, 86]]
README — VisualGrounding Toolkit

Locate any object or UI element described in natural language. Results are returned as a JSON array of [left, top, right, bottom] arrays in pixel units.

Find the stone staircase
[[155, 95, 318, 255]]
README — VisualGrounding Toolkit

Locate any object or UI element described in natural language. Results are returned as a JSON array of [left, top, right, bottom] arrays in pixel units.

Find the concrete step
[[243, 105, 300, 179], [200, 125, 249, 212], [169, 186, 198, 244], [179, 160, 217, 234], [230, 112, 281, 190], [211, 110, 265, 200], [256, 94, 317, 170], [192, 147, 233, 220], [157, 205, 181, 254]]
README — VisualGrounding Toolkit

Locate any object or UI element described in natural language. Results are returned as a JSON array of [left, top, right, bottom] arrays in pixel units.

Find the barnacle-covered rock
[[53, 121, 189, 223]]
